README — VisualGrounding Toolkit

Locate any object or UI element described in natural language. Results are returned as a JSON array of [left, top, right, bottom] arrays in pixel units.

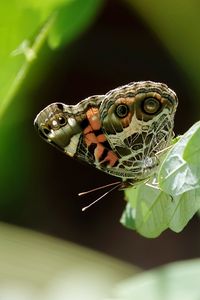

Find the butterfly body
[[34, 81, 178, 186]]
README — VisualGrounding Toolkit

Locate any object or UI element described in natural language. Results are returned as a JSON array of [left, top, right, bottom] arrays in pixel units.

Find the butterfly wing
[[34, 95, 118, 170], [34, 81, 178, 182], [98, 81, 178, 180]]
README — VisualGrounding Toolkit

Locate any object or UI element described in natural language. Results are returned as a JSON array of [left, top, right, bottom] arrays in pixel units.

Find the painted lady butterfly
[[34, 81, 178, 188]]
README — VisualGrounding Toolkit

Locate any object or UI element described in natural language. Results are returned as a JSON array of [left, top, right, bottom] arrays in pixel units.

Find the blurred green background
[[0, 0, 200, 298]]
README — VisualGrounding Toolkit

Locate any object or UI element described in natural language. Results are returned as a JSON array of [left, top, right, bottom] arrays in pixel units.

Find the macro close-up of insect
[[1, 1, 200, 298], [34, 81, 178, 194]]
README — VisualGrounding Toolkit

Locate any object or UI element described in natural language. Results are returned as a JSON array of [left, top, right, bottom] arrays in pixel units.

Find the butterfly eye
[[142, 98, 161, 114], [115, 104, 129, 118]]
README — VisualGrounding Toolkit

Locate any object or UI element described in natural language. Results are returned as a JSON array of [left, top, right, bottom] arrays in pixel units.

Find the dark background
[[1, 0, 199, 269]]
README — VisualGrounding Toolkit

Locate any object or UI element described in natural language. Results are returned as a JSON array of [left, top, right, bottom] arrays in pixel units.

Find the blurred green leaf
[[48, 0, 103, 48], [110, 259, 200, 300], [0, 0, 102, 119], [0, 223, 137, 299]]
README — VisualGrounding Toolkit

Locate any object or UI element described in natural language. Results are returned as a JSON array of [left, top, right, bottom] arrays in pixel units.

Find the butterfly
[[34, 81, 178, 189]]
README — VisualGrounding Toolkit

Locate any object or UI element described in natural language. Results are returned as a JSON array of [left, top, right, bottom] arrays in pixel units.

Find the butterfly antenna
[[81, 182, 122, 212], [78, 181, 121, 196]]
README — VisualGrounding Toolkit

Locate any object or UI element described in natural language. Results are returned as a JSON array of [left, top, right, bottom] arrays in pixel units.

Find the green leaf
[[122, 181, 200, 237], [110, 259, 200, 300], [183, 123, 200, 161], [48, 0, 102, 48], [122, 184, 172, 238], [120, 202, 136, 230], [0, 0, 102, 119], [158, 121, 200, 196], [169, 188, 200, 232]]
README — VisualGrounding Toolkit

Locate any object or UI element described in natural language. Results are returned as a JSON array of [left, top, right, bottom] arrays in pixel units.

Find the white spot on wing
[[68, 117, 76, 127], [64, 133, 80, 157]]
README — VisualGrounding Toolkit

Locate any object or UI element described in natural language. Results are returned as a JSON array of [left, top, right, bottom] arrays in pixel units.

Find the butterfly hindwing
[[34, 81, 178, 184]]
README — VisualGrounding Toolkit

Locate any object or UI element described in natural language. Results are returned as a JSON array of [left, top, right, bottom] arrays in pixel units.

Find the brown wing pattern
[[34, 81, 178, 182]]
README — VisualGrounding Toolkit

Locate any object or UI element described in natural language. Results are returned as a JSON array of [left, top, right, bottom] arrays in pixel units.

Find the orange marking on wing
[[97, 134, 106, 143], [100, 150, 118, 167], [83, 108, 116, 166], [84, 132, 98, 146], [86, 108, 101, 130], [121, 112, 132, 128], [94, 144, 104, 161], [94, 144, 118, 167], [84, 125, 93, 134], [106, 151, 118, 167]]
